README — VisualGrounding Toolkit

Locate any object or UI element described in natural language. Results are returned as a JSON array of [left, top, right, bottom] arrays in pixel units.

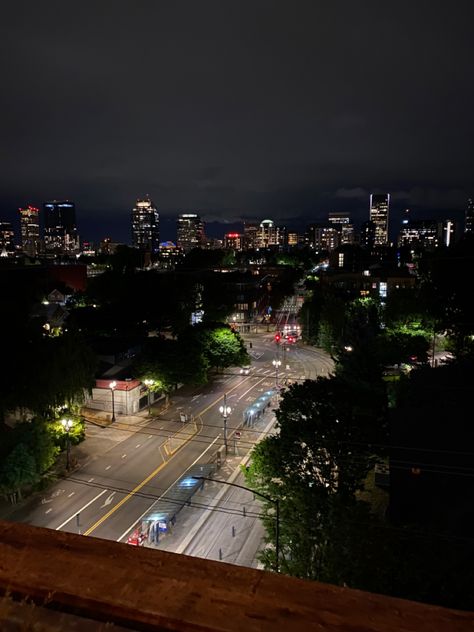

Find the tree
[[181, 323, 249, 371], [417, 241, 474, 357], [15, 419, 60, 475], [18, 334, 97, 416], [133, 337, 209, 396], [244, 376, 387, 579], [0, 443, 36, 500], [380, 329, 430, 366]]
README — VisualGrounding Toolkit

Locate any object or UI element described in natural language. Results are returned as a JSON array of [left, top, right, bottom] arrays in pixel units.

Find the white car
[[240, 366, 251, 375]]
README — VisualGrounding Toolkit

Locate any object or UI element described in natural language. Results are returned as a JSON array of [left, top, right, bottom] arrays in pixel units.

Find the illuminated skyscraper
[[258, 219, 278, 247], [307, 224, 339, 252], [360, 220, 376, 250], [131, 196, 159, 252], [369, 194, 390, 245], [243, 222, 259, 249], [328, 212, 354, 245], [465, 198, 474, 234], [176, 213, 205, 251], [44, 200, 79, 254], [224, 233, 243, 250], [398, 218, 439, 250], [440, 219, 455, 247], [19, 205, 40, 257], [0, 221, 15, 257]]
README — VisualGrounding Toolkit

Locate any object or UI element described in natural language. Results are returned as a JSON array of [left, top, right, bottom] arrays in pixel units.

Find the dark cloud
[[1, 0, 473, 242]]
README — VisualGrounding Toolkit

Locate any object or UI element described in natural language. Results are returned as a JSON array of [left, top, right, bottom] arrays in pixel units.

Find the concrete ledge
[[0, 520, 472, 632]]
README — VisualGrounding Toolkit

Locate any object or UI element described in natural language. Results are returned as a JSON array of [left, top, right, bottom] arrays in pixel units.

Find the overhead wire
[[64, 475, 474, 545]]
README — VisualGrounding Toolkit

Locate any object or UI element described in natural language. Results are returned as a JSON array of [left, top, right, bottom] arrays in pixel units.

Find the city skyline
[[0, 2, 473, 244], [0, 194, 469, 247]]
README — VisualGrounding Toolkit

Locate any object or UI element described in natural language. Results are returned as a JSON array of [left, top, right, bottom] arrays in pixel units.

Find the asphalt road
[[6, 335, 333, 549]]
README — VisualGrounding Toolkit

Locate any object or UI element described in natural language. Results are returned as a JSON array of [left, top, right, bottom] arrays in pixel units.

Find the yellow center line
[[83, 375, 252, 536]]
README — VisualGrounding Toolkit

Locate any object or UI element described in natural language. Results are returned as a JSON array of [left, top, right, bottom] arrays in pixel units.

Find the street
[[4, 334, 332, 565]]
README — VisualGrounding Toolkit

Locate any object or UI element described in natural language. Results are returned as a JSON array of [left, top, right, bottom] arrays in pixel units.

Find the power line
[[65, 475, 474, 545], [89, 414, 474, 461]]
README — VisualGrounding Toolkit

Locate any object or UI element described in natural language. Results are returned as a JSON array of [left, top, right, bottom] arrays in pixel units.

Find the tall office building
[[360, 220, 376, 250], [243, 222, 259, 249], [131, 196, 159, 252], [307, 224, 339, 252], [44, 200, 79, 254], [176, 213, 205, 252], [19, 205, 40, 257], [440, 219, 456, 247], [0, 221, 15, 256], [398, 219, 439, 250], [258, 219, 279, 247], [328, 212, 354, 245], [465, 198, 474, 234], [224, 233, 243, 250], [369, 194, 390, 245]]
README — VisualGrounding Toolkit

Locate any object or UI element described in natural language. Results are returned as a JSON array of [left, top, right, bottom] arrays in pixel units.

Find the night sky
[[1, 1, 473, 243]]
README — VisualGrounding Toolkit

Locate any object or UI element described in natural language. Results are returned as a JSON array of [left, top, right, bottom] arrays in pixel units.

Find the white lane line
[[147, 435, 153, 439], [135, 444, 141, 448], [68, 492, 75, 498], [237, 377, 267, 402], [88, 478, 94, 482], [116, 434, 222, 543], [55, 489, 108, 531], [45, 508, 52, 514], [121, 454, 127, 459], [105, 465, 111, 471]]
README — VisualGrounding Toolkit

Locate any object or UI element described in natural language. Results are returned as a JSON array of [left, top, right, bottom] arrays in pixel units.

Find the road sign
[[235, 431, 241, 439]]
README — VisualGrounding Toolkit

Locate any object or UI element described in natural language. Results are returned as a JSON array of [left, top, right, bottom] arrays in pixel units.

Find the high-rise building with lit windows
[[369, 194, 390, 245], [224, 233, 243, 250], [0, 221, 15, 257], [131, 196, 159, 252], [360, 220, 376, 250], [465, 198, 474, 234], [19, 205, 40, 257], [258, 219, 279, 247], [328, 212, 354, 244], [440, 219, 455, 247], [243, 222, 259, 249], [176, 213, 205, 252], [44, 200, 79, 254], [307, 224, 339, 252], [398, 219, 439, 250]]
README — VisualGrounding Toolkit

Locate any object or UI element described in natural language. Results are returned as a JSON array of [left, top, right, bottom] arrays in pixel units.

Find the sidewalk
[[145, 411, 277, 569], [0, 407, 158, 521]]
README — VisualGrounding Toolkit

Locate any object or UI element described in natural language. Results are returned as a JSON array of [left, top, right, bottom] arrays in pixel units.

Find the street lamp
[[219, 393, 232, 455], [109, 380, 117, 422], [61, 418, 73, 471], [272, 358, 281, 387], [144, 379, 154, 414], [192, 476, 280, 573]]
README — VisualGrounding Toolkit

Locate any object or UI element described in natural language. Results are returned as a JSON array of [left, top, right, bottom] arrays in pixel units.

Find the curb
[[176, 413, 276, 556]]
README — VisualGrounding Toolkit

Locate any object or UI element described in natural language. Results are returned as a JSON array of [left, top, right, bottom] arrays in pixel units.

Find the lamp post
[[272, 358, 281, 387], [219, 393, 232, 455], [109, 380, 117, 422], [61, 418, 73, 471], [144, 379, 154, 414], [193, 476, 280, 573]]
